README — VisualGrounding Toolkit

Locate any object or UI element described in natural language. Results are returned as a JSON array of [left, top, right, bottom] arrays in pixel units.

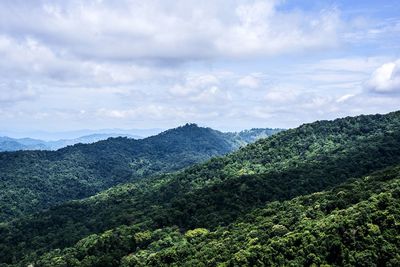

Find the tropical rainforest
[[0, 125, 280, 221], [0, 112, 399, 266]]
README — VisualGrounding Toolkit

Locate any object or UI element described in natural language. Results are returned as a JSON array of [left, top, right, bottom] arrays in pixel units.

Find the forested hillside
[[232, 128, 284, 144], [0, 124, 277, 221], [35, 165, 400, 266], [1, 111, 400, 266]]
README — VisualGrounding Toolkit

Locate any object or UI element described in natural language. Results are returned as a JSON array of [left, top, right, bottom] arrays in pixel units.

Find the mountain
[[0, 133, 141, 152], [0, 124, 279, 222], [1, 111, 399, 266], [0, 137, 48, 151], [0, 128, 283, 152], [0, 128, 164, 141], [0, 138, 27, 152], [45, 133, 142, 150]]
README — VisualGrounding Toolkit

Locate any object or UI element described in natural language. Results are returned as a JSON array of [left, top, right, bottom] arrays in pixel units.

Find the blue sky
[[0, 0, 399, 133]]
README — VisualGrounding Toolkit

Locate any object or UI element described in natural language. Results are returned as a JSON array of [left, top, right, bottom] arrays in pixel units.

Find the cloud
[[167, 73, 231, 104], [96, 105, 218, 121], [0, 34, 166, 88], [237, 75, 261, 89], [264, 88, 299, 104], [0, 35, 58, 77], [189, 86, 231, 104], [169, 74, 219, 97], [216, 2, 340, 57], [336, 94, 355, 103], [0, 0, 342, 62], [344, 17, 400, 44], [0, 81, 38, 104], [365, 59, 400, 94], [306, 57, 388, 73], [0, 1, 399, 132], [262, 86, 337, 112]]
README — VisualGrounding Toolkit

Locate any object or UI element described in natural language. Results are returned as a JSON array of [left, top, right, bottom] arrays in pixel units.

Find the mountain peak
[[182, 123, 199, 128], [158, 123, 206, 136], [175, 123, 201, 131]]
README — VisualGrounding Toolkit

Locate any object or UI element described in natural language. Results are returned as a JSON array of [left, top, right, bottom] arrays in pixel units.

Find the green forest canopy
[[0, 124, 280, 221], [1, 111, 400, 266]]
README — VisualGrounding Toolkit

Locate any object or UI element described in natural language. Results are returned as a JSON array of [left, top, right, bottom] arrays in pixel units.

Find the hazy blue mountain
[[0, 133, 141, 151], [0, 137, 48, 152], [45, 133, 142, 150], [0, 138, 27, 152], [0, 128, 164, 141]]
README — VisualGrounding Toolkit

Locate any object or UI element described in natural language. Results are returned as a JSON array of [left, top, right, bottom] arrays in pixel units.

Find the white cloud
[[0, 81, 38, 104], [169, 74, 219, 97], [365, 59, 400, 93], [0, 34, 163, 87], [96, 105, 219, 121], [96, 106, 181, 120], [336, 94, 355, 103], [237, 75, 261, 89], [189, 86, 231, 104], [0, 1, 399, 132], [264, 89, 298, 104], [306, 57, 388, 73], [344, 17, 400, 44], [216, 2, 340, 57], [167, 73, 231, 104], [0, 0, 342, 62]]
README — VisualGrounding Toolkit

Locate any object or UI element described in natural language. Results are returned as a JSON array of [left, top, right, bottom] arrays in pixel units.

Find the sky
[[0, 0, 400, 133]]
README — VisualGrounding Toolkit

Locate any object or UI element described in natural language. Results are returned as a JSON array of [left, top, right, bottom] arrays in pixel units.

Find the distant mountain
[[1, 112, 400, 266], [0, 124, 280, 222], [0, 128, 163, 141], [0, 138, 28, 151], [0, 133, 141, 152], [45, 133, 142, 150], [0, 137, 47, 151]]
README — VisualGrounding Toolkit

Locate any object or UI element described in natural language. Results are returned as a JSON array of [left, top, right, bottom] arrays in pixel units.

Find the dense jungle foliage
[[0, 124, 277, 221], [34, 165, 400, 266], [0, 111, 399, 266]]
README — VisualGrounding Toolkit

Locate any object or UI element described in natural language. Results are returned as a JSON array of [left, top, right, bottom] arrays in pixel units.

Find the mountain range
[[0, 125, 282, 221], [0, 134, 141, 152], [0, 128, 165, 141], [0, 128, 282, 152], [0, 113, 399, 266]]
